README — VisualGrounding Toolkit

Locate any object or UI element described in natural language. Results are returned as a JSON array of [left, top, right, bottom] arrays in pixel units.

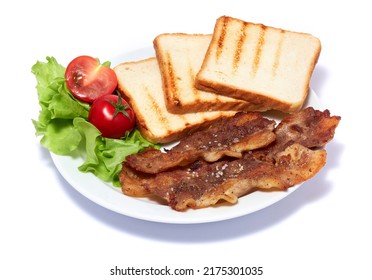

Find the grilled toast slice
[[114, 57, 237, 144], [154, 33, 265, 113], [195, 16, 321, 113]]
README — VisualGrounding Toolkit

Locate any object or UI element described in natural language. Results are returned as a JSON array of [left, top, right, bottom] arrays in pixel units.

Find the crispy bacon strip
[[119, 107, 341, 211], [120, 144, 326, 210], [125, 112, 276, 174], [247, 107, 341, 161]]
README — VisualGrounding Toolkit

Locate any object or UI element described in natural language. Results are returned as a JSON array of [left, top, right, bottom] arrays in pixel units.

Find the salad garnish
[[32, 56, 160, 186]]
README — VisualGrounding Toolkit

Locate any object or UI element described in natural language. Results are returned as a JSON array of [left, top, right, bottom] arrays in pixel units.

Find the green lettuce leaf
[[39, 118, 82, 155], [74, 118, 158, 186], [32, 57, 90, 155], [32, 56, 161, 186]]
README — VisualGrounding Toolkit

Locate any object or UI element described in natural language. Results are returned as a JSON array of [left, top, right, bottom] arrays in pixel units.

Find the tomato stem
[[106, 95, 132, 120]]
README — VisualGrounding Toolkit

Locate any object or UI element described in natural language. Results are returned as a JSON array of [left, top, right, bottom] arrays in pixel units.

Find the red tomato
[[88, 94, 135, 139], [65, 55, 118, 103]]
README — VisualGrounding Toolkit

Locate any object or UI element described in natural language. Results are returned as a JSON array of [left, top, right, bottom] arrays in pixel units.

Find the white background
[[1, 0, 370, 279]]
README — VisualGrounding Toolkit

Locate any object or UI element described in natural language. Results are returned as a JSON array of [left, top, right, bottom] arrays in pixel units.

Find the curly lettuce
[[32, 56, 159, 186]]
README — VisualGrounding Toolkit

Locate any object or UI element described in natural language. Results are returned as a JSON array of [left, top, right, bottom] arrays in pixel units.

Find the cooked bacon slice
[[247, 107, 341, 162], [125, 112, 276, 174], [120, 166, 155, 197], [118, 107, 340, 211], [120, 144, 326, 210]]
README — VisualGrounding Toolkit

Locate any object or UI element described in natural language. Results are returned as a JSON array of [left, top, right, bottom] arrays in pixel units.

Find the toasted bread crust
[[196, 16, 321, 113], [154, 33, 266, 114], [194, 79, 306, 113], [114, 57, 237, 144]]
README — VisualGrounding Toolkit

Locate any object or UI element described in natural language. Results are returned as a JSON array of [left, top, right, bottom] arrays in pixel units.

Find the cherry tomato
[[65, 55, 118, 103], [88, 94, 135, 139]]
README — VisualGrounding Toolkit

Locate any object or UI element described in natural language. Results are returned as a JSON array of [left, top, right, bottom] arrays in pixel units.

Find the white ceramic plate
[[50, 48, 321, 224]]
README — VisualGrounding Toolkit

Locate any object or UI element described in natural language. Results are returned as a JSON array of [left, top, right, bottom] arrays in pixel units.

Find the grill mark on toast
[[216, 16, 228, 60], [189, 65, 200, 102], [143, 85, 171, 131], [272, 30, 285, 77], [252, 24, 267, 75], [233, 21, 248, 71], [165, 52, 181, 106]]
